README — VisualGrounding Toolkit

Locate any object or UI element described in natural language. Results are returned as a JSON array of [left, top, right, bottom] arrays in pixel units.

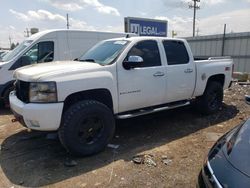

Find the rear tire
[[196, 81, 223, 115], [59, 100, 115, 157]]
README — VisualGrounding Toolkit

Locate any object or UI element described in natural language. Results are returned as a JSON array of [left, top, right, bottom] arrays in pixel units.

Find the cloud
[[83, 0, 120, 16], [69, 18, 96, 30], [155, 8, 250, 37], [10, 9, 66, 22], [9, 9, 96, 31], [155, 15, 193, 36], [46, 0, 120, 16], [198, 9, 250, 34], [28, 10, 66, 21], [50, 1, 83, 11], [161, 0, 189, 9], [162, 0, 225, 9], [201, 0, 225, 5], [9, 9, 31, 21], [9, 25, 16, 30]]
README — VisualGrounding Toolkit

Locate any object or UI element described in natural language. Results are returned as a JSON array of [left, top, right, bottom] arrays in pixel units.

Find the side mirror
[[245, 95, 250, 105], [123, 56, 143, 70]]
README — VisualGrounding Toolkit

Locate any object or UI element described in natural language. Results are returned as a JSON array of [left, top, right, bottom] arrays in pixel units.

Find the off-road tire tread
[[58, 100, 115, 156]]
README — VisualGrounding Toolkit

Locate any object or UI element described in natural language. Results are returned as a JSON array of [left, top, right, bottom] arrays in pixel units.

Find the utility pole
[[189, 0, 200, 37], [66, 13, 69, 29], [221, 24, 227, 56], [196, 28, 200, 36]]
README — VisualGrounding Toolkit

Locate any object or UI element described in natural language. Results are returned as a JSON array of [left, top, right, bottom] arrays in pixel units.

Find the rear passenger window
[[163, 40, 189, 65], [127, 40, 161, 67]]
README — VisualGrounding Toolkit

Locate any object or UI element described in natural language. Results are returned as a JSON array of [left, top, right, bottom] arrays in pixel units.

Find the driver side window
[[23, 41, 54, 64], [23, 44, 38, 65], [37, 41, 54, 63], [9, 41, 54, 70], [126, 40, 161, 68]]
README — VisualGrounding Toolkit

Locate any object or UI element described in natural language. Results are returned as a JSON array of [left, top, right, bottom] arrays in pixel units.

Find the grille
[[16, 80, 30, 103]]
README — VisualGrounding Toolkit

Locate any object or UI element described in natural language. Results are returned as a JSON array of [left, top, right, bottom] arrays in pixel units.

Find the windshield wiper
[[78, 59, 95, 62]]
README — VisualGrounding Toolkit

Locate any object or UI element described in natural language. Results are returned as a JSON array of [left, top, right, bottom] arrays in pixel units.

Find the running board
[[116, 101, 190, 119]]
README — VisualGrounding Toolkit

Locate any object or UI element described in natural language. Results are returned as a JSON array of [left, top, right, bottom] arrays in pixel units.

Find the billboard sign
[[125, 17, 168, 37]]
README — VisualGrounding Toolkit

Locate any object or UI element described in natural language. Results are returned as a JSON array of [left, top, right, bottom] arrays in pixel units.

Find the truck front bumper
[[9, 91, 64, 131]]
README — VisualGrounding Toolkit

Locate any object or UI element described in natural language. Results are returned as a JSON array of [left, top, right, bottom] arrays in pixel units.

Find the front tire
[[196, 81, 223, 115], [3, 86, 14, 108], [59, 100, 115, 157]]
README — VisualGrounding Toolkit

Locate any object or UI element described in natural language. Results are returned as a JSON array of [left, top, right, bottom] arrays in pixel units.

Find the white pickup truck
[[10, 36, 233, 156]]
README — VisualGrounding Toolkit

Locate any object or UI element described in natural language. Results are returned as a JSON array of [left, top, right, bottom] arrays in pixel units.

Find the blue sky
[[0, 0, 250, 48]]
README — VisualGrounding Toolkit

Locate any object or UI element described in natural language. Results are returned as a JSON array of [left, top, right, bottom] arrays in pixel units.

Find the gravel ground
[[0, 83, 249, 188]]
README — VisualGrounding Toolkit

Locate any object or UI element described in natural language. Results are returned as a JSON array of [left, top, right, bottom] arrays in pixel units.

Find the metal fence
[[186, 32, 250, 73]]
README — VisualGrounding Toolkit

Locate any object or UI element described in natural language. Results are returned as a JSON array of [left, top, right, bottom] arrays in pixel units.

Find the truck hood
[[222, 119, 250, 177], [14, 61, 103, 81], [208, 119, 250, 178]]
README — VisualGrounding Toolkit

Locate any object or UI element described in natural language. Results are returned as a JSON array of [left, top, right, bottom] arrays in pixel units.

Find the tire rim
[[77, 116, 104, 145]]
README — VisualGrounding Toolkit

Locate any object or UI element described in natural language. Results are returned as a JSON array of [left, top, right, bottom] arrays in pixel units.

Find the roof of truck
[[105, 36, 187, 42]]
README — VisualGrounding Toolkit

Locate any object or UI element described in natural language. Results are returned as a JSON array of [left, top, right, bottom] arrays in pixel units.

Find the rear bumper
[[9, 91, 64, 131]]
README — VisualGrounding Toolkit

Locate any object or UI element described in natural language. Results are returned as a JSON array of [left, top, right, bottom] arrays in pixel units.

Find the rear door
[[118, 40, 167, 112], [162, 40, 196, 102]]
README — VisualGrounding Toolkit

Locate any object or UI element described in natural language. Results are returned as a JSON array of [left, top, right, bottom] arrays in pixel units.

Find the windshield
[[78, 40, 129, 65], [2, 40, 33, 62]]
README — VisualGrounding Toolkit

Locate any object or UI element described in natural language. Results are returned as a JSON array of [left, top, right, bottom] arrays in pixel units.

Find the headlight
[[29, 82, 57, 103]]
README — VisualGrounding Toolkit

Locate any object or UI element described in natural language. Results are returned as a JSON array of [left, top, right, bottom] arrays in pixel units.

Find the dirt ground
[[0, 83, 249, 188]]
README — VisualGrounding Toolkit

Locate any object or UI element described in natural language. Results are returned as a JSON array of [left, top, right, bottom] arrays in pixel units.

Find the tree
[[10, 42, 19, 50], [10, 43, 16, 50]]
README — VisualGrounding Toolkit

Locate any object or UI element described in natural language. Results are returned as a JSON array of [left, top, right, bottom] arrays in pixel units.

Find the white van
[[0, 29, 135, 105]]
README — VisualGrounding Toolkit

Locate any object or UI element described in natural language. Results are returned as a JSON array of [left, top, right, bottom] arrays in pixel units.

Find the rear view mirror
[[123, 55, 143, 70], [245, 95, 250, 105]]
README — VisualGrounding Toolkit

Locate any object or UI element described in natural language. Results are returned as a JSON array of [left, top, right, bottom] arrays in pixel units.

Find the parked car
[[0, 29, 135, 106], [10, 36, 233, 156], [198, 95, 250, 187]]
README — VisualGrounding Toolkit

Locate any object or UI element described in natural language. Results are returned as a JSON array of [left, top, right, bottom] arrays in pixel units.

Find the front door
[[117, 40, 167, 113]]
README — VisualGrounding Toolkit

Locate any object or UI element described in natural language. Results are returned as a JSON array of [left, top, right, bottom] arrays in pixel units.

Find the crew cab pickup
[[10, 37, 233, 156]]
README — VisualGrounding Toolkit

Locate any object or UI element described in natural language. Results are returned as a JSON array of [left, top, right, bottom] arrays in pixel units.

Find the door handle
[[184, 68, 193, 73], [153, 72, 165, 77]]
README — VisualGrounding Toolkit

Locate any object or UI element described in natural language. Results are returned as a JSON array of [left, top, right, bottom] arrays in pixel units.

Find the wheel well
[[207, 74, 225, 87], [63, 89, 113, 113], [1, 81, 15, 98]]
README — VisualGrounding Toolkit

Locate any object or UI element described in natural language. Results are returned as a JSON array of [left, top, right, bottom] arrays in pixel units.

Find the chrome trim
[[207, 161, 223, 188], [208, 56, 231, 60]]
